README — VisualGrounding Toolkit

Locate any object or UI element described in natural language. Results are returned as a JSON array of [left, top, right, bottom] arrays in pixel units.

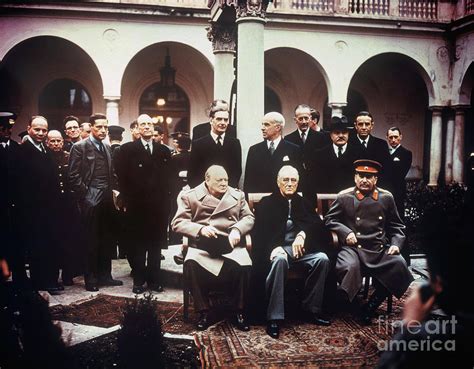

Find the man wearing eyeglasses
[[69, 113, 122, 292], [324, 160, 412, 325], [63, 116, 81, 152]]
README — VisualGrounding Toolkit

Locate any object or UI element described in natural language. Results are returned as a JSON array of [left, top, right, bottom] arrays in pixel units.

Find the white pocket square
[[393, 157, 400, 161], [283, 155, 290, 161]]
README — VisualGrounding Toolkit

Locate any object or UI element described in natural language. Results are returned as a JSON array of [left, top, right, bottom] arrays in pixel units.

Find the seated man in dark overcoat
[[252, 165, 333, 339]]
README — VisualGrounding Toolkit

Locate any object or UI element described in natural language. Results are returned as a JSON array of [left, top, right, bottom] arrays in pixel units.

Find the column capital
[[104, 95, 121, 101], [428, 105, 444, 113], [206, 22, 236, 54], [235, 0, 270, 20]]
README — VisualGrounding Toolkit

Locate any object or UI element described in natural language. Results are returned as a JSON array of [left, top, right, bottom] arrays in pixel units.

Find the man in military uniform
[[46, 130, 84, 285], [324, 160, 413, 324]]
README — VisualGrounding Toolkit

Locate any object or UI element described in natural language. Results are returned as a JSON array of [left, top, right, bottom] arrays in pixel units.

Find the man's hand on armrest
[[228, 228, 241, 248], [346, 232, 357, 245], [199, 225, 219, 239], [270, 247, 287, 262], [387, 245, 400, 255]]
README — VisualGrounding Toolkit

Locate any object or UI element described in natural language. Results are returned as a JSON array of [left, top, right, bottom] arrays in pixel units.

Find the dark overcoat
[[324, 187, 413, 299], [187, 134, 242, 188], [115, 140, 171, 247], [309, 143, 360, 194], [385, 145, 412, 214], [244, 139, 304, 194]]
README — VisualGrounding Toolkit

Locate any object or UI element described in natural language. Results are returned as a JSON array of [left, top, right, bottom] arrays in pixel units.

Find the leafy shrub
[[117, 292, 163, 369]]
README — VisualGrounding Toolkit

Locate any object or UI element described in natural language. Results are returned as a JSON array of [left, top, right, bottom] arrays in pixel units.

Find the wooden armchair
[[181, 234, 252, 320], [316, 192, 392, 314]]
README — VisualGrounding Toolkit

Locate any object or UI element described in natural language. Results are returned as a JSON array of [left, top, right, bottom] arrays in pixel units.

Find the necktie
[[301, 131, 306, 144], [338, 146, 343, 158], [40, 143, 47, 154], [216, 135, 222, 146], [98, 141, 104, 153], [145, 143, 151, 155], [361, 140, 367, 148], [269, 141, 275, 155]]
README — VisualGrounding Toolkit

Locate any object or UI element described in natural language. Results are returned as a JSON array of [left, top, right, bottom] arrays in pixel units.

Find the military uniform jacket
[[324, 187, 412, 298], [171, 183, 255, 276]]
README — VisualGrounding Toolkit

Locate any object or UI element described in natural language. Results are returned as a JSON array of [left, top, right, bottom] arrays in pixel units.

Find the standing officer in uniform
[[324, 160, 413, 324]]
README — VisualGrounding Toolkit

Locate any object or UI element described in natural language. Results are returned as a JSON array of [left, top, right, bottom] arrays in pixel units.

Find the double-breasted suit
[[68, 137, 117, 286], [116, 139, 171, 287], [187, 134, 242, 188], [172, 183, 254, 312], [324, 187, 413, 301], [244, 139, 303, 194]]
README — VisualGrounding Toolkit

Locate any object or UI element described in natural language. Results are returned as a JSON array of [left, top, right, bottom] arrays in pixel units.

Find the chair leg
[[363, 276, 370, 299]]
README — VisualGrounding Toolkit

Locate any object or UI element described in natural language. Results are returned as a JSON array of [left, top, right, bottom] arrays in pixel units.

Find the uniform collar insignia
[[355, 188, 378, 201]]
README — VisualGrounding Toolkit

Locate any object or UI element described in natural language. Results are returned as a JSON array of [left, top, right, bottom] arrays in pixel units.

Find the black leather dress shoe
[[266, 321, 280, 339], [85, 284, 99, 292], [196, 312, 209, 331], [149, 284, 164, 293], [132, 285, 145, 294], [313, 315, 331, 326], [235, 313, 250, 331], [98, 278, 123, 287]]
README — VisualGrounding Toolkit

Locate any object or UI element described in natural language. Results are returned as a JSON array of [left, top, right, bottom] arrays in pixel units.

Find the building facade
[[1, 0, 473, 184]]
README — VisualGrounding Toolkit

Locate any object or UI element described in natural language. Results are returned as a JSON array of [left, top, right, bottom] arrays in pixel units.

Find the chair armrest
[[245, 234, 252, 253], [330, 231, 339, 248]]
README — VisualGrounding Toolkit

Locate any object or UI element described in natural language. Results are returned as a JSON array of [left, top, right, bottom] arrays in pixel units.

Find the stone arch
[[0, 35, 104, 134], [350, 52, 436, 105], [264, 47, 330, 134], [459, 62, 474, 106], [120, 41, 214, 137]]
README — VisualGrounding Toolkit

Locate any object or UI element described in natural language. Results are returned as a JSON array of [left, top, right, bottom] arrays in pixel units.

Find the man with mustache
[[309, 115, 360, 195], [325, 160, 412, 325]]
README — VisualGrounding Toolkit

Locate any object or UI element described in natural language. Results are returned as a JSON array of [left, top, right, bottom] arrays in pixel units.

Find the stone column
[[428, 107, 443, 186], [207, 22, 236, 102], [453, 107, 466, 184], [105, 97, 120, 126], [444, 112, 454, 184], [235, 0, 268, 185], [329, 103, 347, 118]]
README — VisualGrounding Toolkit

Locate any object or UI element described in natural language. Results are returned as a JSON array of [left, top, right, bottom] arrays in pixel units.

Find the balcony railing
[[466, 0, 474, 15], [271, 0, 440, 20]]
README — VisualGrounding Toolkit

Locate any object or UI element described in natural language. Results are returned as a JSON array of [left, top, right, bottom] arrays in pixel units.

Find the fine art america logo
[[376, 315, 457, 352]]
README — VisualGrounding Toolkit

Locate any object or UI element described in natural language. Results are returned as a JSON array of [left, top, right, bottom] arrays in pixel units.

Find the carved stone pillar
[[453, 107, 466, 184], [444, 112, 455, 183], [235, 0, 269, 186], [329, 103, 347, 118], [207, 22, 236, 102], [105, 97, 120, 126], [428, 107, 443, 186]]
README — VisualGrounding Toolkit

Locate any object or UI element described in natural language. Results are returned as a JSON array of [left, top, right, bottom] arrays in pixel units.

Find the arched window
[[39, 79, 92, 130], [139, 82, 190, 143]]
